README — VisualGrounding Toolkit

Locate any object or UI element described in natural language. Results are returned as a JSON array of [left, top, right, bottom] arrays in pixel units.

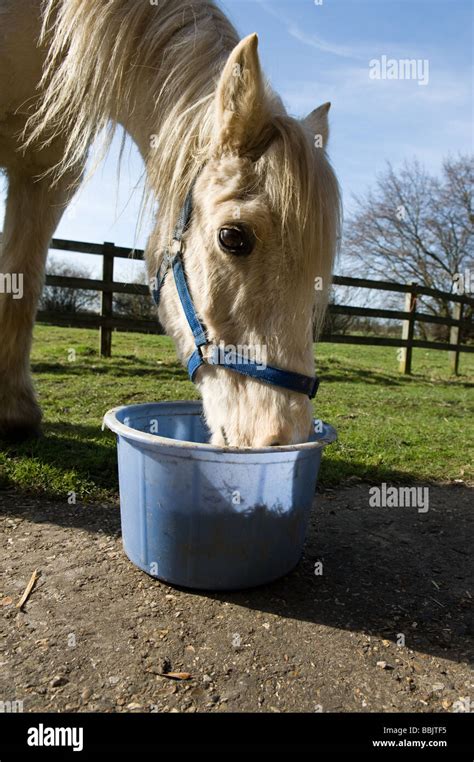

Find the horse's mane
[[26, 1, 236, 229], [26, 0, 340, 302]]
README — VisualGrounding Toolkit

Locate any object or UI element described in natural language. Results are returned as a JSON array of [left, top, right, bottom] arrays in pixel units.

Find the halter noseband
[[151, 183, 320, 399]]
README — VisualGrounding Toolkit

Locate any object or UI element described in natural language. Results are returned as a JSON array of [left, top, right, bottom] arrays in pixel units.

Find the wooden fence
[[3, 236, 473, 374]]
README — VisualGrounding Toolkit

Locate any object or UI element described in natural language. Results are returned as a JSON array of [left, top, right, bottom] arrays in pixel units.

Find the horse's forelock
[[256, 115, 341, 273]]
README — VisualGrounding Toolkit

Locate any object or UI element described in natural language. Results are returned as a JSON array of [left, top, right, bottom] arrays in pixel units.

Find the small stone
[[127, 702, 142, 711], [81, 687, 92, 701], [202, 674, 212, 686], [376, 661, 393, 670], [50, 675, 68, 687]]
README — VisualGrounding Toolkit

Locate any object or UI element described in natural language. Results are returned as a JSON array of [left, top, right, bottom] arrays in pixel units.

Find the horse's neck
[[30, 0, 237, 234], [117, 96, 156, 165], [110, 12, 236, 179]]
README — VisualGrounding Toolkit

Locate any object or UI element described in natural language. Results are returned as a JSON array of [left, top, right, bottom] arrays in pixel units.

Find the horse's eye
[[218, 226, 255, 256]]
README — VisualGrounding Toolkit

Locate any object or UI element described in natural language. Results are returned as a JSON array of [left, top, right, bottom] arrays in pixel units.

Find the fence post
[[100, 242, 114, 358], [399, 282, 417, 374], [449, 301, 463, 375]]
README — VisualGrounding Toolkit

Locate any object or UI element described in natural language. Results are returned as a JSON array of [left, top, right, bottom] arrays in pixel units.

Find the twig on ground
[[16, 569, 40, 610]]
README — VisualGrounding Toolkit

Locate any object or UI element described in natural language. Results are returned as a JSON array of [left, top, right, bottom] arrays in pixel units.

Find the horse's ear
[[213, 33, 274, 159], [302, 102, 331, 147]]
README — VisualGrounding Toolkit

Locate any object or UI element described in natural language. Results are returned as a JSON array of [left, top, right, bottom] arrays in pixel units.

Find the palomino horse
[[0, 0, 340, 447]]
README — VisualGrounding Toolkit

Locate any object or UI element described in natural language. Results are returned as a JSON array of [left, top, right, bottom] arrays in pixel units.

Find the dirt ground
[[0, 482, 472, 714]]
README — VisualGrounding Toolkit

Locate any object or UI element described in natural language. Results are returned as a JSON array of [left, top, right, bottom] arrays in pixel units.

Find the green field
[[0, 325, 472, 501]]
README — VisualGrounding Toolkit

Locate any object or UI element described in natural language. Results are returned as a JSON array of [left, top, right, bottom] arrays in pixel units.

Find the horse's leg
[[0, 169, 81, 441]]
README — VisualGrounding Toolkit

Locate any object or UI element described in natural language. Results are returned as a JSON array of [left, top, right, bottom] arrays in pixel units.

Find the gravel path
[[1, 483, 472, 713]]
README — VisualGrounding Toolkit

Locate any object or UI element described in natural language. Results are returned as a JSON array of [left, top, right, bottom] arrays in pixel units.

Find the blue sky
[[1, 0, 472, 280]]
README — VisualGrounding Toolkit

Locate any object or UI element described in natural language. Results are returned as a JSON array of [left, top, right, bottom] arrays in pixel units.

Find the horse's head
[[153, 34, 340, 447]]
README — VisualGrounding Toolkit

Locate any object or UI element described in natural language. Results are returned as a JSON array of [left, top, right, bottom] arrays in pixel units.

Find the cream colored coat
[[0, 0, 340, 446]]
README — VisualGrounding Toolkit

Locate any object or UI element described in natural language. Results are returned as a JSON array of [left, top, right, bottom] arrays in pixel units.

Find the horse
[[0, 0, 340, 447]]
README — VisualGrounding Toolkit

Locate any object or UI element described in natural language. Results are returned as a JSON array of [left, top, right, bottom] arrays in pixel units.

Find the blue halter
[[152, 185, 320, 399]]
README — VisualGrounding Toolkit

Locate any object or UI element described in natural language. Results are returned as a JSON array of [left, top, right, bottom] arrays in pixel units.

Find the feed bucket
[[103, 401, 336, 590]]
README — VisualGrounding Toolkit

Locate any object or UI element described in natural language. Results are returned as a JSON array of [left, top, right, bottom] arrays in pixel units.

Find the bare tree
[[113, 271, 158, 323], [344, 155, 473, 336], [321, 285, 365, 337], [40, 259, 99, 314]]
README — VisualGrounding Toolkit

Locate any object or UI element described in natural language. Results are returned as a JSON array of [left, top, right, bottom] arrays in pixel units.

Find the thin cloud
[[286, 22, 365, 60], [257, 0, 364, 60], [256, 0, 435, 63]]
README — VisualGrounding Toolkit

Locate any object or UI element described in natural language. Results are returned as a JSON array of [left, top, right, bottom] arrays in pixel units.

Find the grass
[[0, 325, 472, 501]]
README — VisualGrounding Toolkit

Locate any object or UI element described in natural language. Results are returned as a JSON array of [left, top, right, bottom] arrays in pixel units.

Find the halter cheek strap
[[152, 185, 320, 400]]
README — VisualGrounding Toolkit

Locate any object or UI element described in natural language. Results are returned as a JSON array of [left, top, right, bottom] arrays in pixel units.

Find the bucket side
[[116, 435, 323, 590]]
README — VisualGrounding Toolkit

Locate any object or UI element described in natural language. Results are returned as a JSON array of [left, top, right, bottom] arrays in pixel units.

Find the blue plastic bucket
[[103, 401, 336, 590]]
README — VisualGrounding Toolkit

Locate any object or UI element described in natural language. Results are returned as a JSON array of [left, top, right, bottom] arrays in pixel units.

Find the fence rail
[[1, 236, 472, 374]]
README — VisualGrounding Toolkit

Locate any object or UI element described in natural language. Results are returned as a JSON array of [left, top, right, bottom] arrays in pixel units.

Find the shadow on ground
[[31, 357, 474, 388], [0, 481, 471, 667], [31, 358, 189, 382]]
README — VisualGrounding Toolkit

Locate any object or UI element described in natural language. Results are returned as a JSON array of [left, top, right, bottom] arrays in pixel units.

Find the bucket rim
[[103, 400, 337, 454]]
